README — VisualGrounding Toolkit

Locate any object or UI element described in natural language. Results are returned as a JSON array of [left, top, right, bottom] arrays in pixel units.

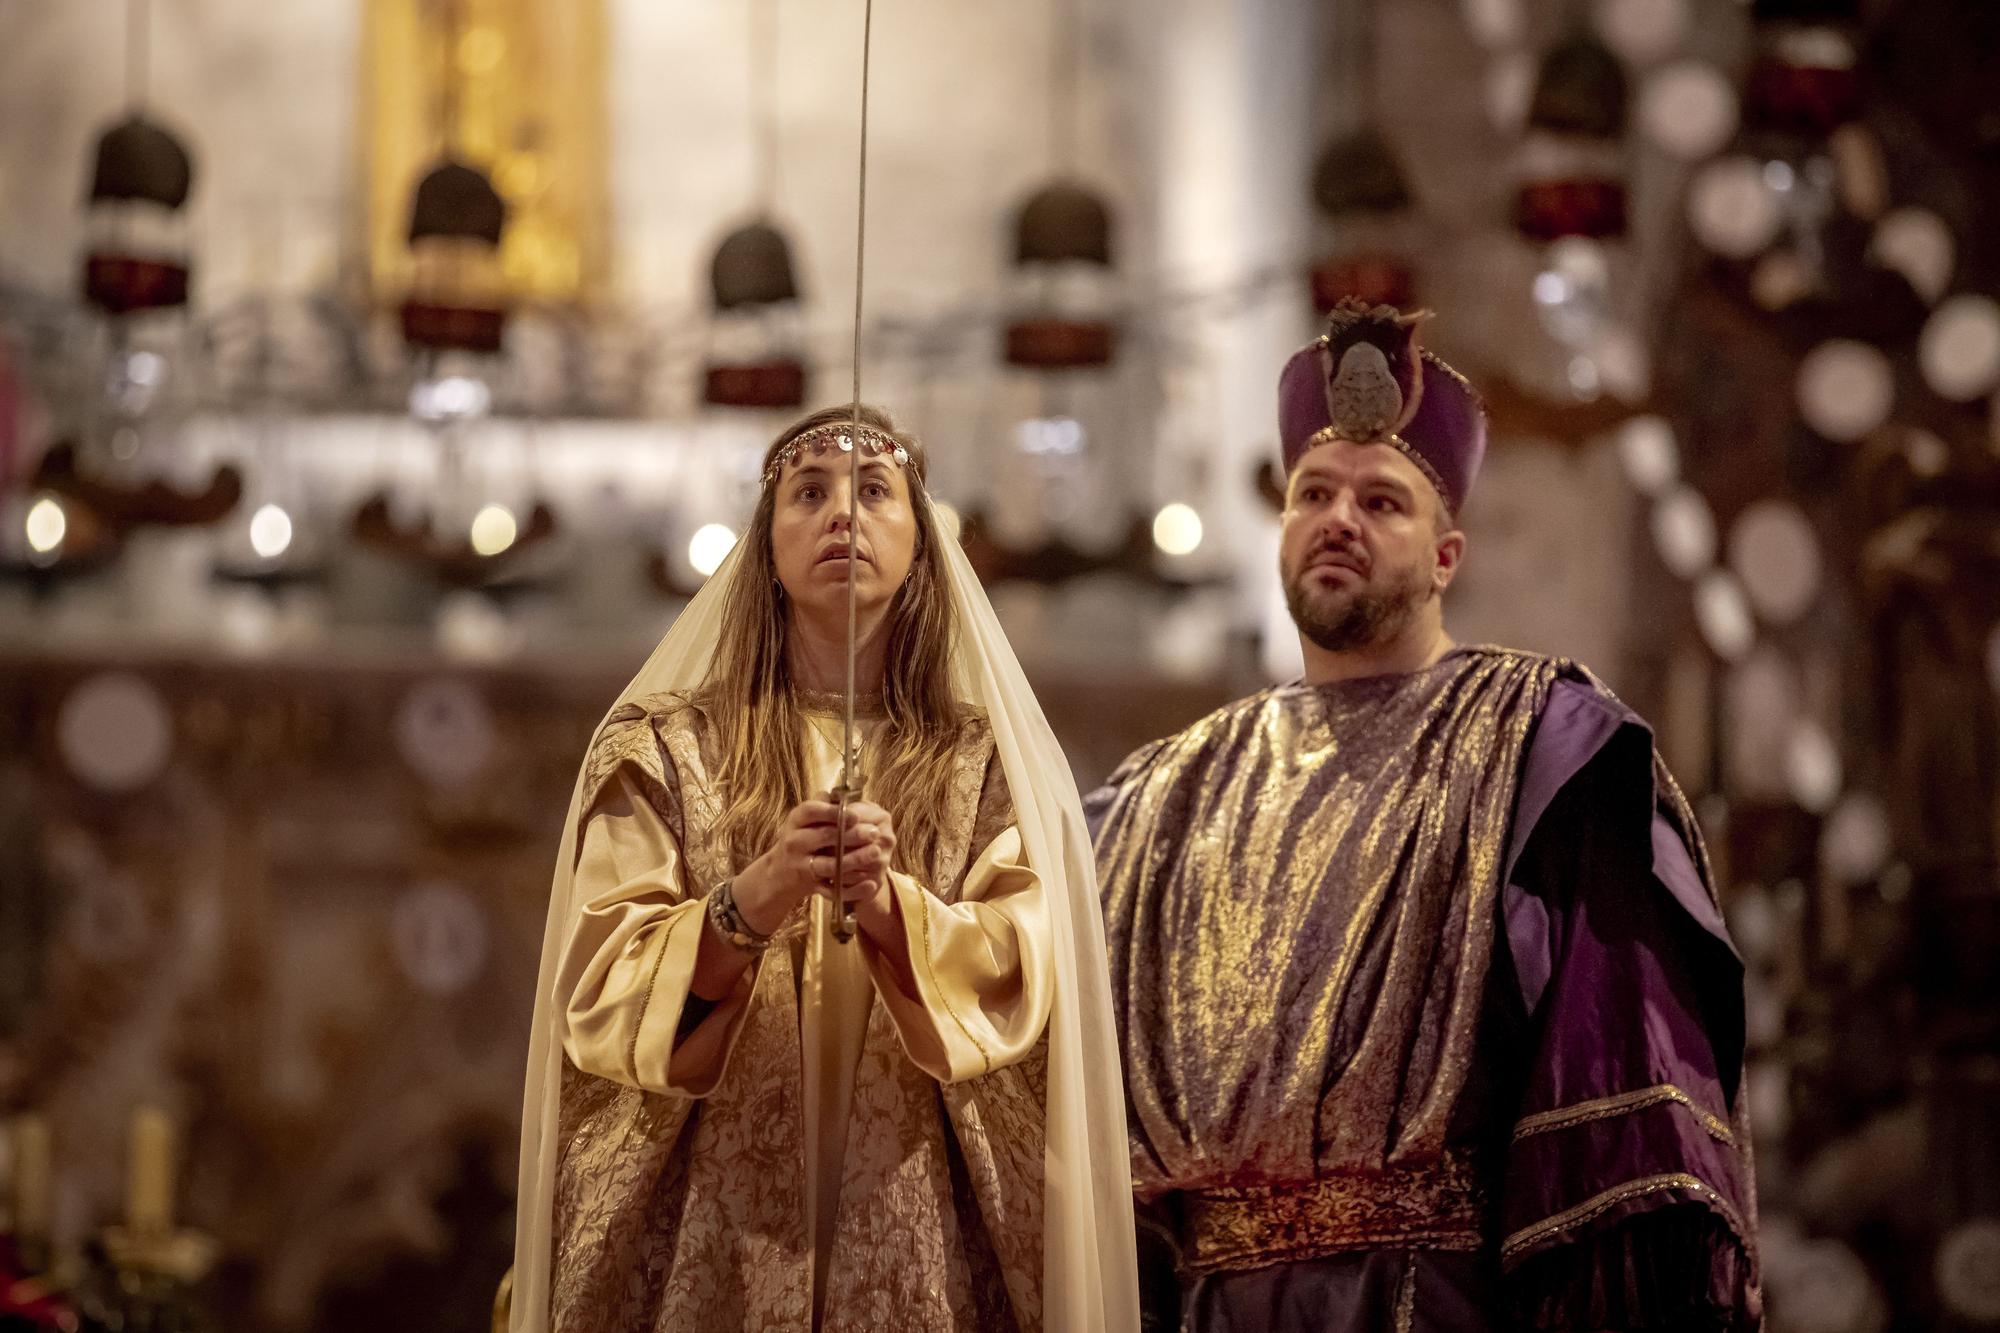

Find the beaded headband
[[761, 423, 913, 486]]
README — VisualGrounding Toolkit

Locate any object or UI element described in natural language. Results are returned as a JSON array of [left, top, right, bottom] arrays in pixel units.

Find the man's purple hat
[[1277, 299, 1488, 515]]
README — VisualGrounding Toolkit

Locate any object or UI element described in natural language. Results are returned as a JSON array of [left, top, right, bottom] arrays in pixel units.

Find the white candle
[[10, 1114, 51, 1241], [126, 1108, 176, 1237]]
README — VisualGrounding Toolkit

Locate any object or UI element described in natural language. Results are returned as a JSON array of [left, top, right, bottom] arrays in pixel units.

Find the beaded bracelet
[[706, 878, 774, 951]]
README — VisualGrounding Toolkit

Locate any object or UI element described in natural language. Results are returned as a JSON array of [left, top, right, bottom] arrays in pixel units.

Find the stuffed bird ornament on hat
[[1317, 300, 1430, 444]]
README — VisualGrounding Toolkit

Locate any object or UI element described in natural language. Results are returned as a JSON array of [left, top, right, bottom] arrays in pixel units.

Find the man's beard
[[1283, 556, 1431, 653]]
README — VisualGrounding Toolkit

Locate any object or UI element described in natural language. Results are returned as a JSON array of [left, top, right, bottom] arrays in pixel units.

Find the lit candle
[[126, 1108, 176, 1237], [10, 1114, 51, 1241]]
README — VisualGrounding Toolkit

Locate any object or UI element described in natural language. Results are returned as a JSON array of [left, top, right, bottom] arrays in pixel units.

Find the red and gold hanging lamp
[[1308, 0, 1419, 312], [1005, 182, 1117, 369], [1512, 30, 1631, 243], [81, 0, 195, 317], [701, 0, 808, 409], [1004, 0, 1118, 370], [703, 220, 808, 408], [1743, 0, 1864, 141], [398, 1, 509, 355]]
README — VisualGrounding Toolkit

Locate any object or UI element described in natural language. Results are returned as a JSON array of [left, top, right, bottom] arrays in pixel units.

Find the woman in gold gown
[[510, 406, 1137, 1333]]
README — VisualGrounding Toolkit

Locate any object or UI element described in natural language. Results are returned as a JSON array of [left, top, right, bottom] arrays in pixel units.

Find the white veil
[[510, 501, 1140, 1332]]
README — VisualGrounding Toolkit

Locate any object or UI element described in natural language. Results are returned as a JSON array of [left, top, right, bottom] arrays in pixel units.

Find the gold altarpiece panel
[[364, 0, 609, 307]]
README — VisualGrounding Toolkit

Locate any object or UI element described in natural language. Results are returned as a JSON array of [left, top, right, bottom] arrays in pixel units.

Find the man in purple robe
[[1088, 302, 1761, 1332]]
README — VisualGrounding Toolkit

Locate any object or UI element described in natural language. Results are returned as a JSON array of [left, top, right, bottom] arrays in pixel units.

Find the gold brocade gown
[[547, 693, 1050, 1332], [1092, 647, 1562, 1269], [1090, 645, 1762, 1332]]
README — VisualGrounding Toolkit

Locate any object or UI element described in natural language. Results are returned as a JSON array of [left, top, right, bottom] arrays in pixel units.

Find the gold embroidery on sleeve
[[1511, 1083, 1735, 1146], [627, 924, 676, 1081], [914, 888, 993, 1077], [1500, 1172, 1746, 1262]]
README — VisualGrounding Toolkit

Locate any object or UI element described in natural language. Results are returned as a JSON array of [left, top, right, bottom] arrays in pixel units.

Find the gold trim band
[[1501, 1172, 1745, 1262], [1417, 347, 1479, 399], [1512, 1083, 1735, 1147], [1182, 1157, 1488, 1275], [1394, 1261, 1417, 1333]]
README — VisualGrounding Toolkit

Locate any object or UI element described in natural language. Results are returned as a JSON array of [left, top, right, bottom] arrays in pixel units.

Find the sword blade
[[832, 416, 861, 944], [832, 0, 874, 945]]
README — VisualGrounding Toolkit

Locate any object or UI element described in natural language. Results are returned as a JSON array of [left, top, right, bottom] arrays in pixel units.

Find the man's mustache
[[1301, 541, 1370, 577]]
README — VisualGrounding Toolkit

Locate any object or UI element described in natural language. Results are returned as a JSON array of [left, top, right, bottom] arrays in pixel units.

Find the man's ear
[[1433, 527, 1466, 592]]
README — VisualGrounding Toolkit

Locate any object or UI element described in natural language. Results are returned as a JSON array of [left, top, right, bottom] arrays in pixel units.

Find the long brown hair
[[703, 404, 967, 875]]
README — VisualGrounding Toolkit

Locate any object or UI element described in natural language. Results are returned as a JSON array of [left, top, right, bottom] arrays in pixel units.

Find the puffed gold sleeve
[[555, 769, 756, 1097], [860, 824, 1052, 1084]]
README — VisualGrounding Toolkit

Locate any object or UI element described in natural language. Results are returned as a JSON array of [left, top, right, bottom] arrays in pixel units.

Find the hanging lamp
[[81, 1, 196, 315], [1004, 0, 1118, 370], [1744, 0, 1864, 140], [1308, 0, 1419, 313], [401, 159, 509, 353], [703, 219, 808, 408], [399, 2, 509, 354], [1005, 188, 1118, 371], [1502, 20, 1636, 405], [1309, 130, 1416, 312], [53, 0, 241, 541], [1513, 30, 1631, 242], [702, 0, 808, 408]]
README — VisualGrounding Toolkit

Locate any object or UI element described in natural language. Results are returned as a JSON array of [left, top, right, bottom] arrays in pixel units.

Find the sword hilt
[[830, 779, 861, 943]]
